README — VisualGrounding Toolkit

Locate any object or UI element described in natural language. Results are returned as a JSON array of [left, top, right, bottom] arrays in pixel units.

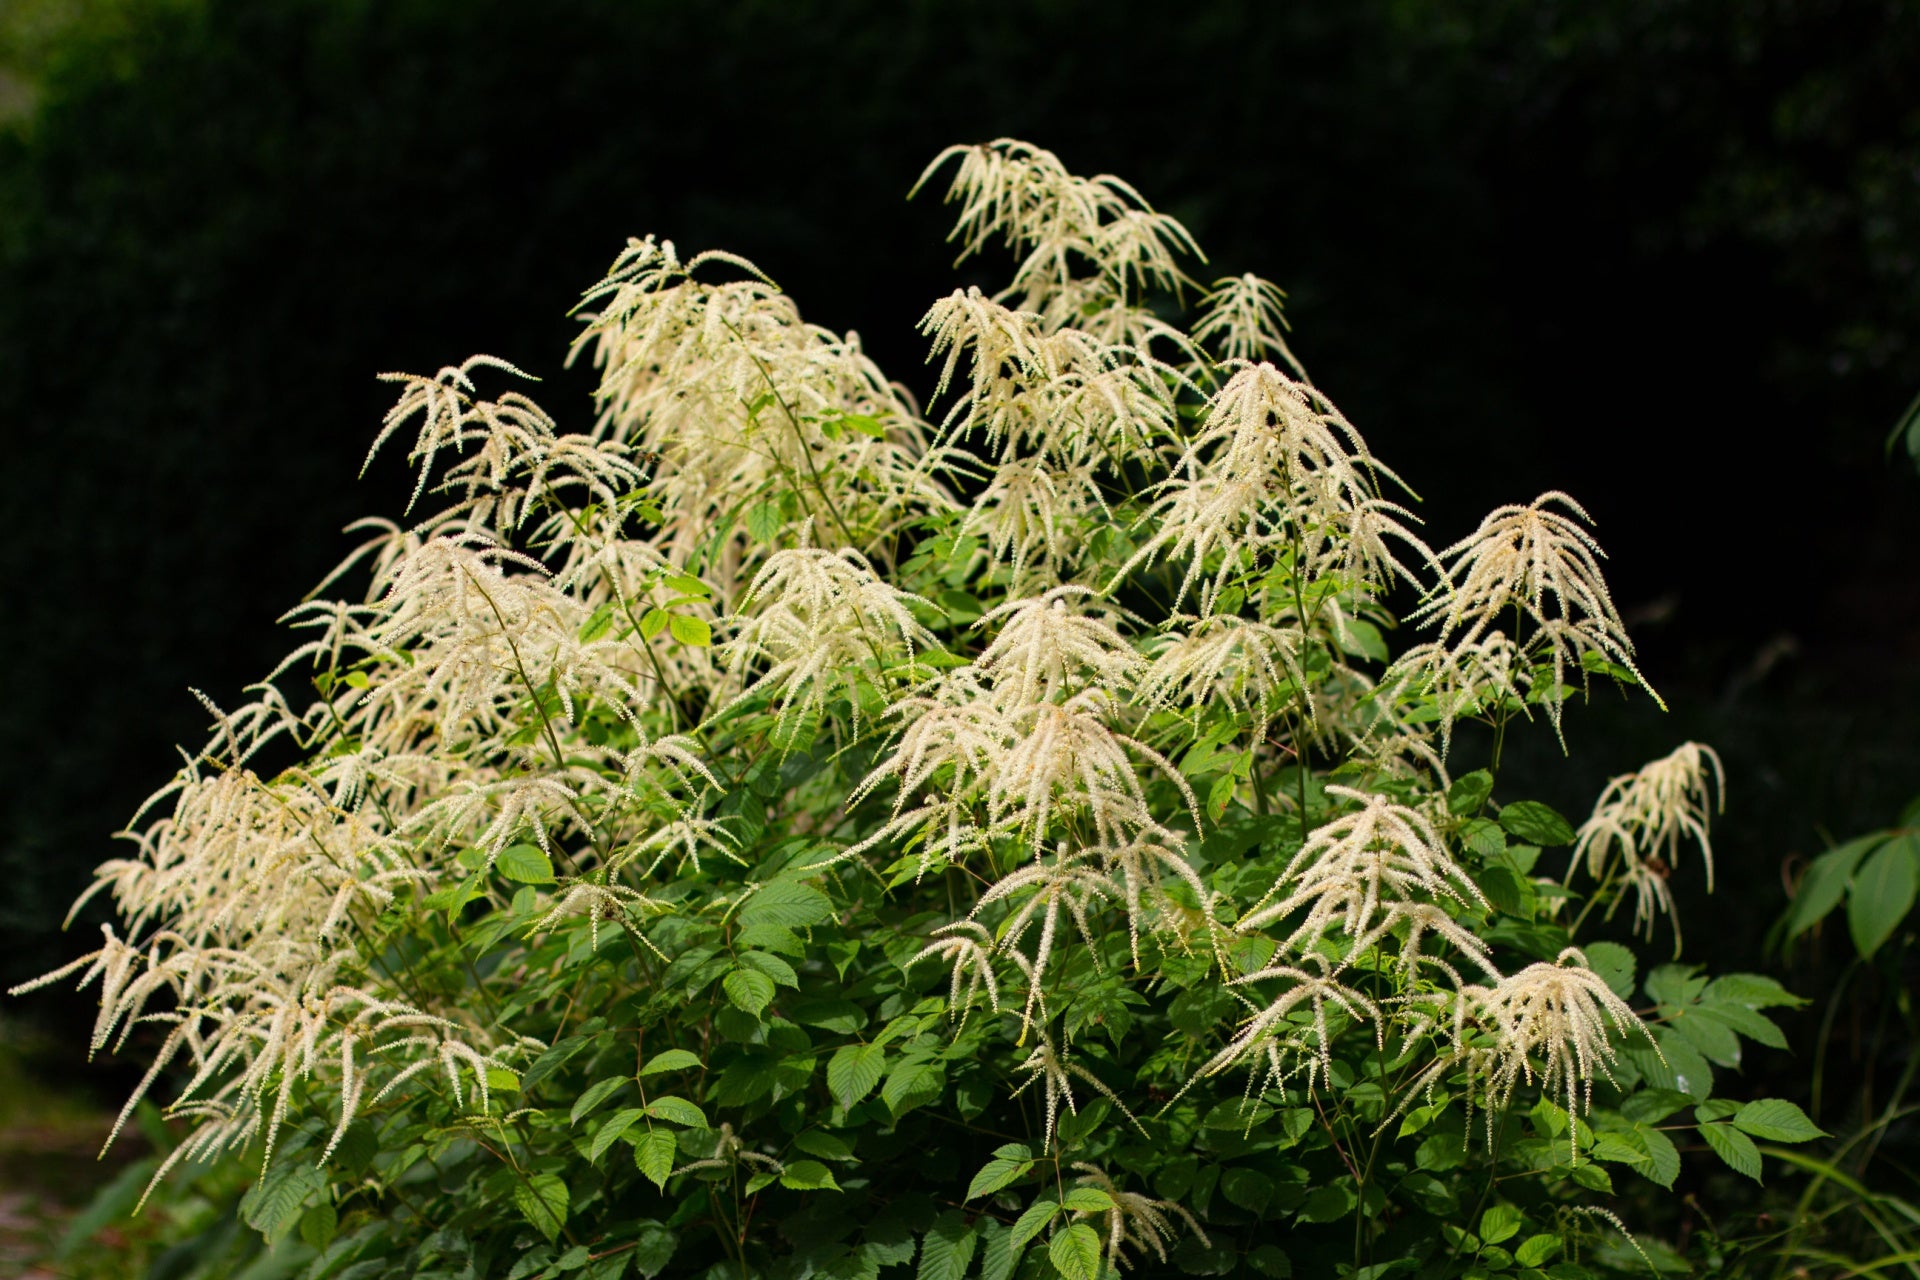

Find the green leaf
[[1694, 1001, 1788, 1050], [663, 573, 712, 599], [640, 1049, 702, 1077], [917, 1212, 979, 1280], [1582, 941, 1637, 1000], [297, 1200, 339, 1252], [1706, 973, 1806, 1009], [570, 1076, 631, 1125], [1219, 1168, 1274, 1216], [1634, 1123, 1681, 1189], [979, 1220, 1023, 1280], [1010, 1199, 1061, 1250], [632, 1223, 678, 1280], [828, 1043, 886, 1108], [640, 608, 670, 640], [1447, 770, 1495, 817], [589, 1108, 646, 1163], [1514, 1235, 1562, 1268], [668, 614, 711, 647], [740, 879, 834, 929], [1498, 801, 1575, 846], [1477, 864, 1527, 916], [1620, 1090, 1693, 1125], [1785, 836, 1882, 937], [791, 1000, 868, 1035], [739, 950, 800, 988], [422, 872, 486, 921], [644, 1095, 709, 1127], [1670, 1008, 1744, 1068], [1631, 1030, 1713, 1101], [515, 1172, 571, 1242], [1848, 834, 1918, 958], [1479, 1203, 1522, 1245], [1459, 817, 1506, 859], [1247, 1245, 1291, 1278], [1061, 1187, 1114, 1213], [794, 1130, 855, 1162], [781, 1160, 842, 1191], [496, 843, 556, 885], [747, 503, 784, 543], [968, 1154, 1034, 1200], [635, 1129, 676, 1190], [1699, 1122, 1763, 1182], [723, 968, 777, 1015], [1049, 1224, 1103, 1280], [881, 1057, 943, 1118], [1206, 773, 1236, 821], [1732, 1099, 1826, 1143], [240, 1164, 324, 1240]]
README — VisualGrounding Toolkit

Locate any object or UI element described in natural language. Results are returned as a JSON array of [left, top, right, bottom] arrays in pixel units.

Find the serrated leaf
[[979, 1220, 1022, 1280], [1514, 1234, 1562, 1268], [1582, 941, 1637, 1000], [740, 950, 800, 988], [1733, 1099, 1826, 1143], [496, 843, 556, 885], [791, 1000, 868, 1035], [746, 503, 784, 543], [632, 1222, 678, 1280], [1635, 1123, 1681, 1188], [1220, 1167, 1274, 1216], [723, 967, 777, 1015], [1695, 1001, 1787, 1049], [1247, 1245, 1291, 1278], [1706, 973, 1806, 1010], [1630, 1030, 1713, 1101], [1479, 1203, 1521, 1244], [828, 1043, 885, 1109], [794, 1130, 855, 1161], [1447, 770, 1494, 816], [644, 1095, 708, 1127], [668, 614, 711, 647], [1785, 835, 1882, 937], [515, 1173, 570, 1242], [1671, 1009, 1743, 1068], [1620, 1089, 1694, 1125], [240, 1164, 324, 1240], [1498, 800, 1575, 846], [589, 1108, 646, 1163], [570, 1076, 632, 1125], [1645, 964, 1709, 1010], [640, 608, 669, 640], [1459, 817, 1507, 859], [1010, 1199, 1060, 1250], [967, 1156, 1033, 1201], [1849, 835, 1917, 958], [640, 1049, 702, 1077], [780, 1160, 841, 1191], [740, 879, 834, 929], [881, 1057, 943, 1118], [635, 1129, 676, 1190], [1061, 1187, 1114, 1213], [297, 1200, 338, 1252], [1699, 1122, 1763, 1182], [917, 1211, 978, 1280], [1049, 1224, 1103, 1280]]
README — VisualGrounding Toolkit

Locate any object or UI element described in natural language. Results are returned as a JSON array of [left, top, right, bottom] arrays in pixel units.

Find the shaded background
[[0, 0, 1915, 1092]]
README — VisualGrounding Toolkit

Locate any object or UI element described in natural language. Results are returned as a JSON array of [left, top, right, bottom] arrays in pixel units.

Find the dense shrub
[[18, 140, 1836, 1280]]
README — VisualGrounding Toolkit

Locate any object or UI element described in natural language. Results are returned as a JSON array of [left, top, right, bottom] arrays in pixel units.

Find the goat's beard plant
[[22, 141, 1823, 1280]]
